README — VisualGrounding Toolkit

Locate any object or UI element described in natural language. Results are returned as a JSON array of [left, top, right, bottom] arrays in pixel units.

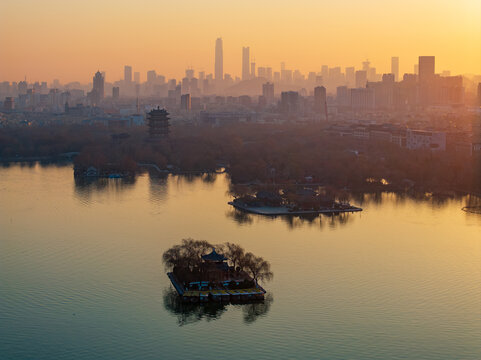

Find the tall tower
[[250, 61, 256, 79], [215, 38, 223, 81], [391, 57, 399, 82], [242, 47, 250, 81], [147, 107, 170, 138], [91, 71, 104, 104], [314, 86, 327, 120], [124, 66, 132, 83]]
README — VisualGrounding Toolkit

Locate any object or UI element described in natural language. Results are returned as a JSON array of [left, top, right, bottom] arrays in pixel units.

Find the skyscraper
[[314, 86, 327, 120], [242, 47, 250, 81], [418, 56, 435, 83], [391, 57, 399, 82], [250, 62, 256, 79], [92, 70, 104, 100], [355, 70, 367, 88], [112, 86, 119, 100], [262, 82, 274, 103], [124, 66, 132, 83], [134, 72, 140, 84], [345, 67, 355, 87], [215, 38, 223, 81], [418, 56, 435, 105]]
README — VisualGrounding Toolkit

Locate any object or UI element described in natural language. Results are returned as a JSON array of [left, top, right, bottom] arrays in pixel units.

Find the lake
[[1, 163, 480, 360]]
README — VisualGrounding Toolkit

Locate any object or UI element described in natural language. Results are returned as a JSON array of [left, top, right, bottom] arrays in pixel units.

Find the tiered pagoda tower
[[147, 107, 170, 138]]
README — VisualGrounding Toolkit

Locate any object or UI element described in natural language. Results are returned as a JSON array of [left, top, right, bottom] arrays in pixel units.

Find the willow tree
[[242, 252, 273, 285], [162, 238, 212, 271], [223, 242, 245, 270]]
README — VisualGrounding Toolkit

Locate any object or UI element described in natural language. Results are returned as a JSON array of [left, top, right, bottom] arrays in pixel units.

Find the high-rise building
[[418, 56, 435, 83], [258, 67, 267, 78], [262, 82, 274, 103], [134, 72, 140, 84], [345, 67, 355, 87], [336, 86, 350, 107], [124, 66, 132, 83], [280, 91, 299, 114], [180, 94, 191, 111], [266, 67, 273, 81], [112, 86, 120, 100], [147, 70, 157, 83], [185, 68, 194, 79], [321, 66, 329, 82], [355, 70, 367, 88], [242, 47, 250, 81], [314, 86, 327, 120], [3, 97, 14, 111], [250, 62, 256, 79], [215, 38, 223, 81], [92, 70, 104, 103], [391, 57, 399, 82], [362, 60, 370, 72]]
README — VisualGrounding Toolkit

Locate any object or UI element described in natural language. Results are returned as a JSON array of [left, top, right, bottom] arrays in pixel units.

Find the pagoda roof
[[202, 248, 227, 262]]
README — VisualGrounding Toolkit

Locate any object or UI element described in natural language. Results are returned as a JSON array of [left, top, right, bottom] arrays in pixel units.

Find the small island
[[164, 239, 272, 303], [229, 189, 362, 216]]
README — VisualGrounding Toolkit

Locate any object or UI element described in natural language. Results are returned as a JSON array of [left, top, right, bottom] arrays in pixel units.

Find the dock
[[167, 272, 266, 303]]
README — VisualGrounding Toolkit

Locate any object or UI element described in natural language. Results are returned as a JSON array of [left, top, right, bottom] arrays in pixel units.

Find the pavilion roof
[[202, 248, 227, 262]]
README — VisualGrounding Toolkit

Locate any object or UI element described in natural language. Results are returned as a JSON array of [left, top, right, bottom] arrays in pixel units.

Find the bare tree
[[242, 252, 273, 285], [223, 242, 245, 270], [162, 245, 183, 270]]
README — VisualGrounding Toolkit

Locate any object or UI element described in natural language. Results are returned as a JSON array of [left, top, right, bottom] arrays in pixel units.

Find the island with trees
[[163, 239, 273, 303], [229, 188, 362, 216]]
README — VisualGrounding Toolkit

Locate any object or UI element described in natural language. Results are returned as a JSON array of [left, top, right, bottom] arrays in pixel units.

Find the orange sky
[[0, 0, 480, 83]]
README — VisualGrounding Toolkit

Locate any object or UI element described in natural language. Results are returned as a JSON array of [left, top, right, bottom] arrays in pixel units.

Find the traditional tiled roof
[[202, 248, 227, 262]]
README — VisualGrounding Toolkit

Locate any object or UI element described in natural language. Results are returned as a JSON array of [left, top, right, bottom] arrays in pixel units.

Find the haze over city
[[1, 2, 481, 360], [1, 0, 480, 82]]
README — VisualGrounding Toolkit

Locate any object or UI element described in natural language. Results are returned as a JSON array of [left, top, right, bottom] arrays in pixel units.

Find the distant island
[[229, 189, 362, 216], [164, 239, 272, 303]]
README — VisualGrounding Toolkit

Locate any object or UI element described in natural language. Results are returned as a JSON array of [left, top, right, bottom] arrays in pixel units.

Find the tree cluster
[[162, 238, 273, 285]]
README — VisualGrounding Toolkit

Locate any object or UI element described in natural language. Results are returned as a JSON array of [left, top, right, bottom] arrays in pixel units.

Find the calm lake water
[[1, 163, 480, 360]]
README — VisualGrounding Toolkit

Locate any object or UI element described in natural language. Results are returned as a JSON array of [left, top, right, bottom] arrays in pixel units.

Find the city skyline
[[1, 0, 480, 82]]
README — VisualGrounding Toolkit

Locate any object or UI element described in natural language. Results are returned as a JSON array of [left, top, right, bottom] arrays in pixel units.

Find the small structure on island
[[165, 240, 271, 303], [201, 248, 230, 282], [147, 107, 170, 139]]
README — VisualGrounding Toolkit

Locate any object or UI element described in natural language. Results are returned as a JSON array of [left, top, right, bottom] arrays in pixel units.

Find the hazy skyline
[[1, 0, 480, 82]]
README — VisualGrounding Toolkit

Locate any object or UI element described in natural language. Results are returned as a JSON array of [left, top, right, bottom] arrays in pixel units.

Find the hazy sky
[[1, 0, 480, 83]]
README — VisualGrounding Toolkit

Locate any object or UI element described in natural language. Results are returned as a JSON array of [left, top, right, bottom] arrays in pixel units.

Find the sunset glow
[[1, 0, 480, 82]]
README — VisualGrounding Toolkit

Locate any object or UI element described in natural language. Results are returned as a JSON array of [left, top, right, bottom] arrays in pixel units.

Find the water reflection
[[148, 173, 169, 203], [352, 190, 474, 209], [73, 176, 136, 204], [225, 208, 356, 229], [163, 288, 273, 326]]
